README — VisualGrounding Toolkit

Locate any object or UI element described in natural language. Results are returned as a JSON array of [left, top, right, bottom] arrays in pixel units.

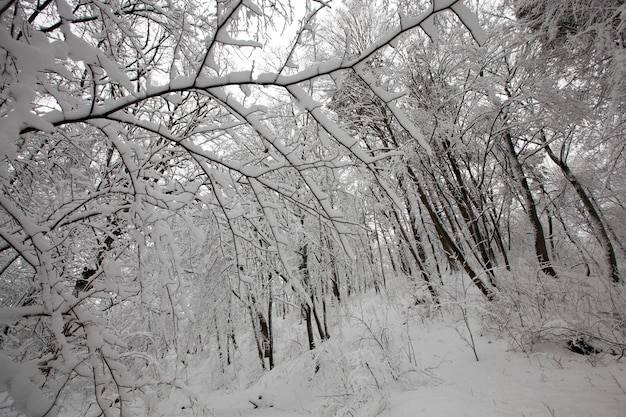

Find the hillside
[[147, 277, 626, 417]]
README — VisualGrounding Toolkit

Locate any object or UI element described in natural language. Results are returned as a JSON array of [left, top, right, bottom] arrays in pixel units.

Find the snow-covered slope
[[153, 279, 626, 417]]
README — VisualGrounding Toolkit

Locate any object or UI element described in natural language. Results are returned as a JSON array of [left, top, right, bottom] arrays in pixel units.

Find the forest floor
[[155, 279, 626, 417]]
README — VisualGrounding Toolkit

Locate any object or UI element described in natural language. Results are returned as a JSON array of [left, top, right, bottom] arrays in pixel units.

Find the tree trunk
[[267, 286, 275, 370], [249, 293, 272, 369], [387, 176, 440, 303], [404, 165, 494, 299], [441, 138, 498, 284], [303, 303, 315, 351], [214, 316, 225, 373], [311, 297, 328, 341], [299, 242, 317, 350], [503, 132, 557, 278], [374, 218, 388, 290], [488, 208, 511, 271], [543, 136, 619, 283], [414, 182, 495, 300], [248, 304, 266, 370]]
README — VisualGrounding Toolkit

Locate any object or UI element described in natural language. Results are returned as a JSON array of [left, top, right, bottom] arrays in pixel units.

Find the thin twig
[[609, 371, 626, 396]]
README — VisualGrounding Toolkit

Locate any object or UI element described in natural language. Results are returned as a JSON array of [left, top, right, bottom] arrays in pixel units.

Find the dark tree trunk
[[374, 218, 388, 290], [303, 303, 315, 351], [214, 316, 224, 373], [404, 166, 494, 299], [311, 297, 328, 341], [503, 132, 558, 278], [299, 242, 318, 350], [441, 138, 498, 284], [248, 304, 266, 370], [249, 293, 272, 369], [543, 135, 619, 283], [414, 182, 495, 300], [267, 291, 274, 369]]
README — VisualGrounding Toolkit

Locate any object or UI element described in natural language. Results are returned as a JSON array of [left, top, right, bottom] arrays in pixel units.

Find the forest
[[0, 0, 624, 416]]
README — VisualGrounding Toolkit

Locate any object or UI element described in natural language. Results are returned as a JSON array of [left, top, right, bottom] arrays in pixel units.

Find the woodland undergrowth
[[270, 268, 626, 415], [480, 267, 626, 361]]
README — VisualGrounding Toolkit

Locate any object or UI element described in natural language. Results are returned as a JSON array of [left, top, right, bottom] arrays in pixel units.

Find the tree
[[511, 0, 626, 108], [497, 0, 625, 282], [323, 0, 500, 301]]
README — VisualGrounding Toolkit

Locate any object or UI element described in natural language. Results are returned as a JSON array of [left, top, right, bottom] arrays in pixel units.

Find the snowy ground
[[153, 283, 626, 417], [379, 336, 626, 417]]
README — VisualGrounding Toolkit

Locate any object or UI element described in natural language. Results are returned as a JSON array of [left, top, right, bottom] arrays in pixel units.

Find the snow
[[0, 305, 45, 323], [433, 0, 459, 11], [216, 31, 263, 48], [0, 352, 56, 417], [381, 334, 625, 417], [242, 0, 263, 17], [60, 22, 134, 93], [169, 76, 194, 90], [420, 15, 440, 41], [136, 279, 626, 417], [450, 2, 487, 45], [165, 93, 185, 104]]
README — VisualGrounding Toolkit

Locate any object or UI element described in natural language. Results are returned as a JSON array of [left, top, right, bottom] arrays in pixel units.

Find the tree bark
[[267, 286, 275, 369], [299, 242, 317, 350], [303, 303, 315, 351], [543, 135, 619, 283], [503, 132, 558, 278], [414, 182, 495, 300], [441, 138, 498, 284]]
